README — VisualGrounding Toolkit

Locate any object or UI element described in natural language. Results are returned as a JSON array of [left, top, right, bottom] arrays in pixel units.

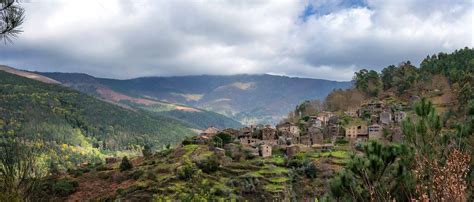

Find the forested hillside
[[0, 70, 195, 155], [37, 71, 243, 129], [40, 73, 351, 124]]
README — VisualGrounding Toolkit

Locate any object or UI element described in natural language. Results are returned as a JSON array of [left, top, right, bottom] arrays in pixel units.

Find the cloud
[[0, 0, 471, 81]]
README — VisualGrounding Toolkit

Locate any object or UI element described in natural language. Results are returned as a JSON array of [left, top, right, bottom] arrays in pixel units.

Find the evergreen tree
[[119, 156, 133, 172], [0, 0, 24, 43], [329, 141, 415, 201], [142, 144, 153, 158]]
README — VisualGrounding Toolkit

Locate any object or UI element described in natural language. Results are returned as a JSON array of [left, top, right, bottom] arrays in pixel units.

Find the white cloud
[[0, 0, 471, 81]]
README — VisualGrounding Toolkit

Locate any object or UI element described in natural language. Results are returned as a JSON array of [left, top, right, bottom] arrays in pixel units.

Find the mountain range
[[38, 72, 351, 125]]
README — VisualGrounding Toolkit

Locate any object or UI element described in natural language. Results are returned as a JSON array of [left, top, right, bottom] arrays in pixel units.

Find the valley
[[1, 48, 471, 201], [0, 1, 471, 201]]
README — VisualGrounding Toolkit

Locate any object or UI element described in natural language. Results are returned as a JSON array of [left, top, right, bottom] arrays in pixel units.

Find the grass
[[264, 184, 285, 193], [269, 177, 289, 183], [183, 144, 199, 156], [258, 166, 289, 175], [332, 159, 349, 165], [321, 150, 349, 159], [243, 171, 263, 178], [267, 156, 285, 165]]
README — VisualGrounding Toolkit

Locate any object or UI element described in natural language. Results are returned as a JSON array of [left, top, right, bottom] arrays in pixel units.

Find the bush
[[52, 179, 79, 197], [142, 145, 153, 158], [177, 161, 197, 180], [335, 138, 349, 145], [303, 162, 318, 179], [243, 149, 255, 160], [215, 132, 233, 145], [130, 169, 145, 180], [181, 138, 193, 145], [196, 156, 220, 173], [120, 156, 133, 172]]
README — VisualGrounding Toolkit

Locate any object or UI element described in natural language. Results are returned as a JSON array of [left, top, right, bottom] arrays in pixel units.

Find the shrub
[[52, 179, 79, 197], [335, 138, 349, 145], [215, 132, 233, 145], [196, 156, 220, 173], [177, 161, 197, 180], [243, 149, 255, 160], [142, 145, 153, 158], [181, 138, 193, 145], [130, 169, 145, 180], [303, 162, 318, 179], [120, 156, 133, 172]]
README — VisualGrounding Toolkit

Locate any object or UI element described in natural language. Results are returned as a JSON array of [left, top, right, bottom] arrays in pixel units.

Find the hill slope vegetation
[[0, 70, 196, 151], [39, 73, 351, 125]]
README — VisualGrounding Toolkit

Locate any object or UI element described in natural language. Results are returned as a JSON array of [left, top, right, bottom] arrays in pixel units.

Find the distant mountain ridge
[[39, 72, 351, 124]]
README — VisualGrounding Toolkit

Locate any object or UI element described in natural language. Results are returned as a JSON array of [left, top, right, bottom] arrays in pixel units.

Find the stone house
[[276, 122, 292, 133], [250, 124, 264, 133], [345, 125, 358, 139], [201, 126, 220, 137], [259, 144, 272, 158], [368, 124, 383, 140], [367, 100, 384, 111], [286, 145, 300, 158], [309, 116, 322, 128], [379, 111, 392, 125], [317, 112, 334, 125], [240, 137, 261, 146], [309, 125, 324, 145], [223, 128, 240, 137], [277, 122, 300, 142], [345, 124, 368, 140], [278, 131, 299, 145], [327, 124, 340, 138], [239, 127, 252, 138], [192, 135, 212, 144], [262, 126, 276, 140], [300, 135, 311, 146], [394, 111, 407, 123]]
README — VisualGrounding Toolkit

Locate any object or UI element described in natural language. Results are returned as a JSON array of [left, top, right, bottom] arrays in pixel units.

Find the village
[[191, 99, 408, 158]]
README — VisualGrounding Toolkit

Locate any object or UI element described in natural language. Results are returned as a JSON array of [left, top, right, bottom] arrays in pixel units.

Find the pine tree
[[119, 156, 133, 172]]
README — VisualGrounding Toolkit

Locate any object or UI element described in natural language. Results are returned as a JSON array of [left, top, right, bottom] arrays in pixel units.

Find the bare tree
[[0, 0, 24, 43]]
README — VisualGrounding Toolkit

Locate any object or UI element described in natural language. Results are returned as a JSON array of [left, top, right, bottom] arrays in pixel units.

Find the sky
[[0, 0, 472, 81]]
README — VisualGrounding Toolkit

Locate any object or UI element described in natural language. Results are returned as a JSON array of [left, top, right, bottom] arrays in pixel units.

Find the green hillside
[[35, 71, 243, 129], [0, 70, 196, 151]]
